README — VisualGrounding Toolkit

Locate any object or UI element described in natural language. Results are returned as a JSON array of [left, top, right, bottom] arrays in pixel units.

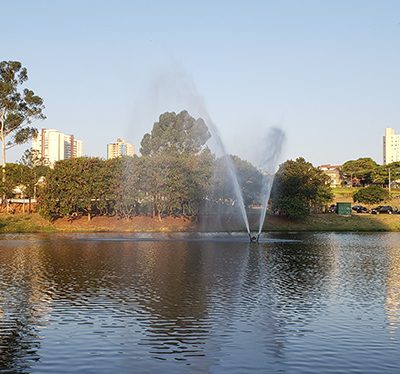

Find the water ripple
[[0, 233, 400, 372]]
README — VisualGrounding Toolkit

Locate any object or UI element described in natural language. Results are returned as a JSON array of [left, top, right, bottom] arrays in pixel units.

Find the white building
[[107, 138, 135, 159], [383, 128, 400, 164], [32, 128, 83, 166], [319, 164, 343, 187]]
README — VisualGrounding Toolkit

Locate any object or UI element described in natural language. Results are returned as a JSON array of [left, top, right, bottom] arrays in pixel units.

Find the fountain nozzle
[[249, 234, 259, 243]]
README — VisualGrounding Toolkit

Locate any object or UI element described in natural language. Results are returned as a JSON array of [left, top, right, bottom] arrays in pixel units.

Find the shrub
[[353, 185, 389, 205]]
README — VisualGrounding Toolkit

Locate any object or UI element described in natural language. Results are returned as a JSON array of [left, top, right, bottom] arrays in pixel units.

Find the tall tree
[[138, 110, 213, 219], [271, 157, 333, 218], [140, 110, 210, 156], [0, 61, 45, 190]]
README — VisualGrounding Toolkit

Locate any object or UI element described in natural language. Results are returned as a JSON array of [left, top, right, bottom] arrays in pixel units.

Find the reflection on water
[[0, 233, 400, 373]]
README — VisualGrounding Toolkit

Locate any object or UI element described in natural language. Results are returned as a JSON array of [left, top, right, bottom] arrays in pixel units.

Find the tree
[[271, 157, 333, 218], [39, 158, 114, 221], [113, 155, 144, 218], [342, 158, 378, 186], [353, 185, 389, 205], [19, 148, 49, 167], [140, 110, 210, 156], [371, 165, 388, 185], [0, 61, 45, 192], [210, 155, 263, 207], [138, 151, 213, 220], [0, 163, 25, 200], [385, 162, 400, 187], [138, 110, 213, 220]]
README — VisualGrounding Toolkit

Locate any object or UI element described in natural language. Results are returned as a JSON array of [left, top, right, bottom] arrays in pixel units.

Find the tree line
[[342, 157, 400, 187], [0, 109, 334, 221], [0, 60, 362, 221]]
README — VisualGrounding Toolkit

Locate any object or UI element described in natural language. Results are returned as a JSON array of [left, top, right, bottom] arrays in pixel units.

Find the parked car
[[328, 204, 336, 213], [371, 205, 394, 214], [352, 205, 369, 213]]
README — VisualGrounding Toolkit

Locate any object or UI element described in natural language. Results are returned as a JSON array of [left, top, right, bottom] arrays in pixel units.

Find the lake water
[[0, 232, 400, 373]]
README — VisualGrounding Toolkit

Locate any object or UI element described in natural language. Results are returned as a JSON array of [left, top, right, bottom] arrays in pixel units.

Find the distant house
[[319, 164, 343, 187]]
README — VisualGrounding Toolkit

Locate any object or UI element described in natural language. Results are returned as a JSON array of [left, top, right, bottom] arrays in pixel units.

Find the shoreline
[[1, 213, 400, 234]]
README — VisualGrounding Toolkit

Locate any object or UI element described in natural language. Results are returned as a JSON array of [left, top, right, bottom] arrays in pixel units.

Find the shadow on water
[[0, 234, 331, 370], [0, 247, 48, 373]]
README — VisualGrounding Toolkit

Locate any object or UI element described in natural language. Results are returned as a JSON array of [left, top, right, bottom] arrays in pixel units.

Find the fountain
[[201, 113, 250, 235], [137, 67, 284, 241], [256, 127, 285, 240], [203, 115, 284, 242]]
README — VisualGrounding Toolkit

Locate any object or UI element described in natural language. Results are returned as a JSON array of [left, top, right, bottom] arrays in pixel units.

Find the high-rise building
[[107, 138, 135, 159], [383, 128, 400, 164], [32, 128, 83, 166]]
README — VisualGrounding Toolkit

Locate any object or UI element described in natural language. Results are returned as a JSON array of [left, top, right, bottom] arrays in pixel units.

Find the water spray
[[256, 128, 285, 242]]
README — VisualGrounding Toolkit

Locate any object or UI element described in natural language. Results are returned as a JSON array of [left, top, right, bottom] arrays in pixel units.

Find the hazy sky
[[3, 0, 400, 165]]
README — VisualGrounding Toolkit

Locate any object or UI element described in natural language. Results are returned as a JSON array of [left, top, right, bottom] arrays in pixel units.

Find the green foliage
[[0, 61, 45, 157], [272, 157, 333, 218], [39, 151, 215, 221], [39, 157, 115, 220], [387, 162, 400, 180], [342, 158, 378, 185], [112, 156, 143, 218], [140, 110, 210, 156], [371, 165, 389, 185], [20, 148, 48, 167], [139, 150, 214, 219], [210, 155, 263, 207], [353, 185, 389, 204], [275, 196, 309, 219], [0, 163, 26, 198]]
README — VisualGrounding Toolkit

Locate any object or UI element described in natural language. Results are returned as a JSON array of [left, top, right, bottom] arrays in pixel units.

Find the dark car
[[371, 205, 394, 214], [352, 205, 369, 213], [328, 204, 336, 213]]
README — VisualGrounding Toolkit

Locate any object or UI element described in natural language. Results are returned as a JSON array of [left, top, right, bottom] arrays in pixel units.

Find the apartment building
[[32, 128, 83, 166], [383, 128, 400, 164], [107, 138, 135, 159]]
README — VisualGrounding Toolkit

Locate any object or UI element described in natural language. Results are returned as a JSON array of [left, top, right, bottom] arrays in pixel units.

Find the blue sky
[[3, 0, 400, 165]]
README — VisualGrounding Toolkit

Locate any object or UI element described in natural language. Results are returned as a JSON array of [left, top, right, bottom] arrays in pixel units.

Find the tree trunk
[[1, 126, 6, 203], [1, 109, 6, 201]]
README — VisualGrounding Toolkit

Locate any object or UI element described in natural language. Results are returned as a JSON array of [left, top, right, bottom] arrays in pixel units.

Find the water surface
[[0, 232, 400, 373]]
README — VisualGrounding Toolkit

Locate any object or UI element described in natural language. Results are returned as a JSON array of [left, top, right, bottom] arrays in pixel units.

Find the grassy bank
[[263, 213, 400, 232], [1, 213, 400, 233], [0, 214, 56, 233], [332, 187, 400, 208]]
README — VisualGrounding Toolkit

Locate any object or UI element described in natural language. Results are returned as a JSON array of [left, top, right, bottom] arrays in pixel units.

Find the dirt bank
[[1, 213, 400, 234]]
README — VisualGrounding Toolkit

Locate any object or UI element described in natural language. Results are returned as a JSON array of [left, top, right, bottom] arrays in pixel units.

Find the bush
[[353, 185, 389, 204]]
